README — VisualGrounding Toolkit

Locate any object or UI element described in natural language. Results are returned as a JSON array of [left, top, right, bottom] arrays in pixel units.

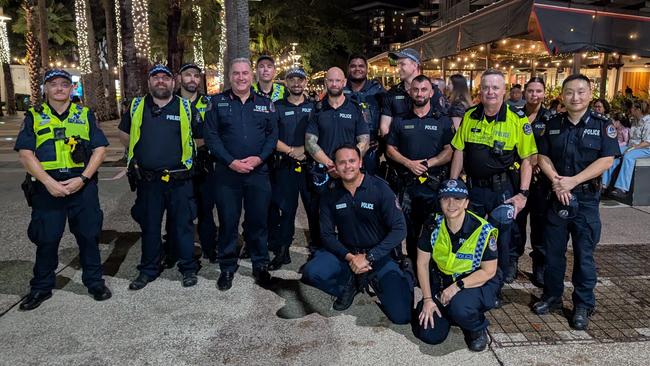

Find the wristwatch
[[518, 189, 530, 198], [80, 174, 91, 184], [456, 279, 465, 290], [366, 252, 376, 266]]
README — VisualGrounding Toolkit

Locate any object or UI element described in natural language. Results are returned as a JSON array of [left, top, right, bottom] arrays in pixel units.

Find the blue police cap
[[552, 195, 579, 220], [388, 48, 421, 65], [439, 179, 469, 199], [256, 55, 275, 65], [148, 64, 173, 78], [179, 63, 202, 74], [490, 204, 516, 225], [286, 67, 307, 79], [43, 69, 72, 84]]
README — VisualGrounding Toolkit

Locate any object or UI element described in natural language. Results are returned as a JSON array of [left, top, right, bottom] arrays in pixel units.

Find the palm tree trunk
[[23, 0, 42, 106], [119, 0, 145, 99], [223, 0, 236, 89], [37, 0, 48, 70], [102, 0, 119, 118], [2, 62, 17, 115], [167, 0, 183, 73], [235, 0, 249, 59], [84, 0, 110, 121]]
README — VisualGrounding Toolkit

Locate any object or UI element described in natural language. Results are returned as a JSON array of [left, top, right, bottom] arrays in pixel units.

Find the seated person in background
[[612, 112, 630, 150], [412, 179, 499, 352]]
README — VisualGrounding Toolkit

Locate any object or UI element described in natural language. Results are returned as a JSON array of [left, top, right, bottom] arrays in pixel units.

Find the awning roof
[[368, 0, 650, 64]]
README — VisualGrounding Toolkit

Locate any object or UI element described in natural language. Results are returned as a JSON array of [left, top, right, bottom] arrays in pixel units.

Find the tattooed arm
[[305, 133, 334, 167], [356, 134, 370, 158]]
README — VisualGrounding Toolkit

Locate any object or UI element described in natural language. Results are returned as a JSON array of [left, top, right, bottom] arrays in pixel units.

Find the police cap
[[148, 64, 173, 78], [43, 69, 72, 84], [439, 179, 469, 199]]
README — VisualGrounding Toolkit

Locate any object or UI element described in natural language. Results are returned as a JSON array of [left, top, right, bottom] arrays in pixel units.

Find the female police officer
[[412, 179, 499, 352]]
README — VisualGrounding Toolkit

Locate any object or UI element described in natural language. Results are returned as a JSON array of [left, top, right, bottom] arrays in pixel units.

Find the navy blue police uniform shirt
[[343, 79, 385, 137], [386, 108, 454, 174], [203, 89, 279, 169], [320, 174, 406, 262], [530, 106, 552, 143], [537, 109, 619, 177], [381, 81, 448, 119], [275, 98, 314, 147], [418, 211, 498, 286], [15, 103, 109, 178], [306, 96, 369, 158], [118, 95, 201, 171]]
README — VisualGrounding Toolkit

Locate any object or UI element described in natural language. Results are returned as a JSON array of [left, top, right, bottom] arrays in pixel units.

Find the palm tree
[[223, 0, 249, 89], [166, 0, 182, 73], [36, 0, 47, 70], [119, 0, 147, 100], [0, 8, 16, 115], [22, 0, 41, 105], [102, 0, 119, 117]]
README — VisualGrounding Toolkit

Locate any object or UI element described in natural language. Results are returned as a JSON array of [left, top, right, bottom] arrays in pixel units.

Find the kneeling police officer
[[15, 69, 112, 310], [301, 144, 413, 323]]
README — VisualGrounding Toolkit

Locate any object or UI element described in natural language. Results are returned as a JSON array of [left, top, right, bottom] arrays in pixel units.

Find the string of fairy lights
[[215, 0, 226, 88], [0, 16, 10, 65], [114, 0, 123, 68], [132, 0, 150, 60], [192, 3, 205, 69], [74, 0, 91, 74]]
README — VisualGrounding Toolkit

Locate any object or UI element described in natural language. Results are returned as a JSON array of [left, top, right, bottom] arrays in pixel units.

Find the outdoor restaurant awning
[[368, 0, 650, 64]]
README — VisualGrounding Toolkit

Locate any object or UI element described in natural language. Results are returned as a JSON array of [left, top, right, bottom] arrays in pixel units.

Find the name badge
[[404, 124, 415, 129], [285, 111, 295, 116], [395, 95, 405, 100], [335, 203, 347, 210], [549, 129, 560, 135], [217, 102, 229, 107]]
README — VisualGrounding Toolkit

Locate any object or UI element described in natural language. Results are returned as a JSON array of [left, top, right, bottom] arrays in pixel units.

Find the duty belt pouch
[[126, 160, 142, 192], [21, 174, 36, 207]]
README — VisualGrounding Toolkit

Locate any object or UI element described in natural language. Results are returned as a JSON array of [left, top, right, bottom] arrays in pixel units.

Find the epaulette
[[508, 104, 526, 118], [33, 103, 44, 113], [590, 110, 609, 122]]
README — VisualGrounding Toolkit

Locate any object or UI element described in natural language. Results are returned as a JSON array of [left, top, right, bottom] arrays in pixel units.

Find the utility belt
[[21, 172, 97, 206], [127, 159, 192, 191], [194, 147, 215, 175], [397, 166, 448, 192], [272, 152, 307, 173], [573, 178, 601, 194], [466, 171, 511, 191]]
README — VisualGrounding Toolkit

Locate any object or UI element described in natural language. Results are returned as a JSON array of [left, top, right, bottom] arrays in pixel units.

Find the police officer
[[379, 48, 446, 137], [344, 54, 385, 175], [532, 74, 618, 330], [15, 69, 111, 310], [253, 55, 287, 102], [412, 179, 499, 352], [176, 62, 217, 263], [386, 75, 454, 266], [268, 67, 315, 270], [305, 67, 369, 248], [450, 68, 537, 306], [512, 77, 552, 286], [301, 144, 412, 323], [204, 58, 278, 291], [119, 64, 201, 290]]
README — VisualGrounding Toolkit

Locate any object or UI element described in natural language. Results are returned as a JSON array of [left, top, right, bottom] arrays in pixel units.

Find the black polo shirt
[[275, 97, 314, 147], [418, 211, 498, 286], [118, 95, 201, 171], [538, 109, 619, 177], [203, 89, 279, 168], [386, 107, 454, 174], [320, 174, 406, 262], [15, 103, 109, 179], [343, 79, 385, 136], [306, 96, 368, 158], [381, 81, 447, 118]]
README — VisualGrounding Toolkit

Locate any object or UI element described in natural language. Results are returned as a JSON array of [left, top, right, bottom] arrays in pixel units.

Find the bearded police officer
[[305, 67, 369, 248], [15, 69, 112, 310], [268, 67, 315, 270], [386, 75, 454, 266], [119, 64, 202, 290], [450, 68, 537, 307], [301, 144, 412, 322], [344, 54, 385, 175], [204, 58, 278, 291], [532, 74, 618, 330]]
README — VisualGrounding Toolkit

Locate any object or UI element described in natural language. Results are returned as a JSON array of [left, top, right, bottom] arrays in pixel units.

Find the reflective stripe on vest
[[31, 103, 90, 170], [127, 96, 195, 169], [253, 83, 285, 102], [430, 211, 497, 280]]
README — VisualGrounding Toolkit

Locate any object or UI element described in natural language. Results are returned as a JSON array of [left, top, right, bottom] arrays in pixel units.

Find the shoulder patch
[[488, 233, 497, 251], [606, 124, 617, 139], [523, 123, 533, 135]]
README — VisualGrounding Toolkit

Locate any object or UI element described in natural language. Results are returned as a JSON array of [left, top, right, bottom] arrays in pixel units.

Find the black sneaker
[[333, 277, 358, 311], [571, 307, 594, 330], [467, 328, 489, 352]]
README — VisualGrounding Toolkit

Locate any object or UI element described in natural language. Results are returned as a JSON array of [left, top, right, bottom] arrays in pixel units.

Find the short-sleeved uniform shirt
[[343, 79, 385, 138], [203, 89, 279, 169], [386, 108, 454, 175], [418, 211, 498, 287], [306, 96, 369, 158], [537, 109, 619, 177], [381, 81, 447, 119], [275, 97, 314, 147], [451, 103, 538, 179], [118, 95, 201, 171], [15, 103, 109, 179], [320, 174, 406, 262], [629, 114, 650, 146]]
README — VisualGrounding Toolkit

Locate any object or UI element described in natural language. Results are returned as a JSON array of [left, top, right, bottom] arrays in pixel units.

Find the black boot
[[467, 328, 489, 352], [504, 259, 518, 284], [571, 307, 594, 330], [333, 276, 358, 311], [269, 246, 292, 271]]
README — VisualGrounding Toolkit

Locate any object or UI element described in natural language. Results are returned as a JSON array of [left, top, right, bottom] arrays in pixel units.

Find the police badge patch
[[523, 123, 533, 135], [489, 234, 497, 251], [447, 180, 457, 188], [607, 125, 617, 139]]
